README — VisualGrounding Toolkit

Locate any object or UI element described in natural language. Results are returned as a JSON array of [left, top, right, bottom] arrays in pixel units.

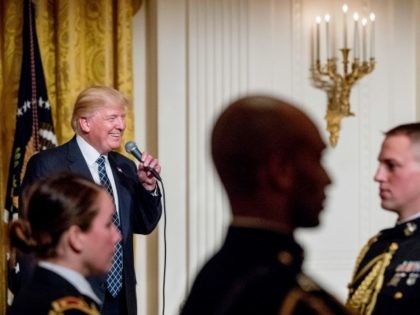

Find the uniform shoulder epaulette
[[349, 233, 381, 279], [346, 242, 398, 315], [279, 278, 348, 315], [48, 296, 100, 315]]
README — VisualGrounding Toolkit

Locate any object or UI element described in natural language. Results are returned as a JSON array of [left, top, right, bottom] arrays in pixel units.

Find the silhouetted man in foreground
[[180, 95, 352, 315]]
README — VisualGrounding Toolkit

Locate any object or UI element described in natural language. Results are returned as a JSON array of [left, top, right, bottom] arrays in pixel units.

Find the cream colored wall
[[133, 0, 420, 314]]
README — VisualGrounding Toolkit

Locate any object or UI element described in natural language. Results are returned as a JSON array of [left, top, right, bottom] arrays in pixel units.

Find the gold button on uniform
[[394, 291, 403, 299], [277, 251, 293, 266]]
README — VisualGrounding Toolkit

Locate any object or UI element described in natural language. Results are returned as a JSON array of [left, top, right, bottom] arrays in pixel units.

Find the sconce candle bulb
[[370, 13, 375, 58], [316, 16, 321, 61], [362, 18, 367, 61], [353, 13, 359, 59], [325, 14, 331, 59], [342, 4, 348, 48]]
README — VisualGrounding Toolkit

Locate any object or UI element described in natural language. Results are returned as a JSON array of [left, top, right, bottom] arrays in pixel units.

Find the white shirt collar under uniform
[[39, 260, 100, 304], [397, 212, 420, 225]]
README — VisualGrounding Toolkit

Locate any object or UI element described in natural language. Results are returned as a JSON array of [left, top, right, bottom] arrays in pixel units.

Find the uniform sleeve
[[49, 296, 100, 315]]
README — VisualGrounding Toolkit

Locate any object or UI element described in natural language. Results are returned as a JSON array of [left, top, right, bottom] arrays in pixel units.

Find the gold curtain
[[0, 0, 142, 312]]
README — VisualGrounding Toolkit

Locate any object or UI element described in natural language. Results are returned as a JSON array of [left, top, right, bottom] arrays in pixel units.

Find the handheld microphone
[[125, 141, 161, 180]]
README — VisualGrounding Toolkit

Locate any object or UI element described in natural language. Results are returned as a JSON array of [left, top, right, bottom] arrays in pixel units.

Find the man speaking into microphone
[[21, 85, 162, 315]]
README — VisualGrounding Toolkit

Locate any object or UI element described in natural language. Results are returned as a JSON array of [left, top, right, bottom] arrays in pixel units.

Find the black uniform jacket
[[8, 266, 100, 315], [180, 226, 352, 315], [347, 217, 420, 315]]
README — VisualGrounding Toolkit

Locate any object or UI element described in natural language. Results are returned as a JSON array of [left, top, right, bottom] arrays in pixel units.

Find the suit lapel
[[66, 137, 94, 181]]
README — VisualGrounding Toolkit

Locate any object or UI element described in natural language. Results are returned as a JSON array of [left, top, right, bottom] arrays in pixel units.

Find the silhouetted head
[[211, 95, 331, 230]]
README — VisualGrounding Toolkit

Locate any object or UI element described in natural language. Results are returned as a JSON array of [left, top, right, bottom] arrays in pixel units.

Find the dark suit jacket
[[20, 136, 162, 314], [8, 266, 100, 315], [180, 226, 351, 315]]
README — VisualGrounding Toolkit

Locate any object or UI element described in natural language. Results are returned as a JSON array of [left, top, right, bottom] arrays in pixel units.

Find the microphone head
[[125, 141, 137, 153]]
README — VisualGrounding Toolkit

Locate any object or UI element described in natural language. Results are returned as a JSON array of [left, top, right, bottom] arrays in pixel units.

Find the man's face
[[374, 134, 420, 219], [292, 131, 331, 228], [82, 190, 121, 275], [84, 105, 126, 154]]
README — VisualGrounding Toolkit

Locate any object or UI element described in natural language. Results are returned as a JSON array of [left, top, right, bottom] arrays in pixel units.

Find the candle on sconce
[[362, 18, 367, 61], [325, 14, 331, 59], [342, 4, 348, 49], [370, 13, 375, 58], [316, 16, 321, 61], [353, 13, 360, 59]]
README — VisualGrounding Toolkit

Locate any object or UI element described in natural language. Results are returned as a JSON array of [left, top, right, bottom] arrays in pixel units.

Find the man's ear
[[265, 155, 294, 191], [79, 117, 90, 133], [67, 225, 84, 253]]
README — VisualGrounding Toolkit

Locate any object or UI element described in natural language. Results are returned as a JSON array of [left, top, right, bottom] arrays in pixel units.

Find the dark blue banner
[[4, 0, 57, 223]]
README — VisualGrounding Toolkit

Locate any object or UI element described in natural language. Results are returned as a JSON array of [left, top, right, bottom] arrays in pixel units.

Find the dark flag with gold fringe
[[4, 0, 57, 302]]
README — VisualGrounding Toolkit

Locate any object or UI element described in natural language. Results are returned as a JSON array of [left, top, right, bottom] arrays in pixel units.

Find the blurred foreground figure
[[8, 173, 120, 315], [180, 95, 352, 315], [347, 123, 420, 315]]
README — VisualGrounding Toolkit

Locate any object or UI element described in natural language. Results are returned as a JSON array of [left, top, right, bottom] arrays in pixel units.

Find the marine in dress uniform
[[8, 174, 120, 315], [181, 95, 352, 315], [347, 217, 420, 315], [347, 122, 420, 315]]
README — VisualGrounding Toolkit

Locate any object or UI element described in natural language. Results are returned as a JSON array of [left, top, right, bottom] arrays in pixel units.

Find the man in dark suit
[[180, 95, 352, 315], [347, 123, 420, 315], [21, 86, 162, 315]]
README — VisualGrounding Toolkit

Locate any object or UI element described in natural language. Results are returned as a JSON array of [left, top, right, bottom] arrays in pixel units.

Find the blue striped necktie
[[96, 155, 123, 297]]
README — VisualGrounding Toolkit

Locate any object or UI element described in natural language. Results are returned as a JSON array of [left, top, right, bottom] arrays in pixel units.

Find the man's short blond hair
[[71, 86, 129, 133]]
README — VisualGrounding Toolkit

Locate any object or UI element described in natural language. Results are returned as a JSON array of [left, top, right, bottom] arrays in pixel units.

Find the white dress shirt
[[76, 135, 120, 214]]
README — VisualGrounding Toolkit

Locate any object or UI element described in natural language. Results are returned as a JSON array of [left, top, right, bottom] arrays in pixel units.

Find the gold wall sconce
[[311, 4, 376, 147]]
